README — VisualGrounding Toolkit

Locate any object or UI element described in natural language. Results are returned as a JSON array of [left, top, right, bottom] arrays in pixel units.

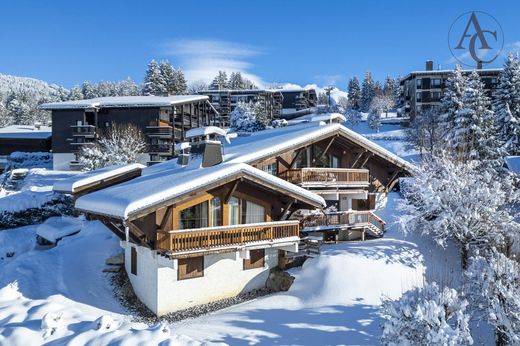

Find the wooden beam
[[288, 148, 303, 169], [225, 179, 240, 203], [351, 150, 367, 168], [313, 137, 335, 167], [280, 200, 295, 220], [276, 156, 292, 170], [126, 221, 150, 247], [360, 153, 374, 168], [159, 206, 173, 230], [385, 170, 402, 192]]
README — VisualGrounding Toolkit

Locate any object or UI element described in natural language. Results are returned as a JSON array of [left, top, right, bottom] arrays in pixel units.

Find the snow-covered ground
[[0, 192, 474, 345], [0, 122, 489, 345]]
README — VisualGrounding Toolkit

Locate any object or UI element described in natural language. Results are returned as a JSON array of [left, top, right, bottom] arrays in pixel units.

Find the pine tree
[[173, 68, 188, 95], [440, 65, 466, 149], [383, 75, 397, 106], [347, 77, 361, 110], [142, 59, 166, 96], [116, 78, 140, 96], [360, 71, 375, 112], [451, 71, 498, 162], [68, 86, 83, 100], [159, 60, 175, 96], [494, 53, 520, 155], [81, 81, 97, 99], [252, 101, 270, 130], [210, 71, 229, 90], [229, 72, 245, 90]]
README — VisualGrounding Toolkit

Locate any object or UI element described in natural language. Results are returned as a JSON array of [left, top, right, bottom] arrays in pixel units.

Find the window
[[76, 120, 83, 126], [416, 92, 422, 102], [431, 78, 441, 88], [330, 155, 340, 168], [178, 256, 204, 280], [130, 247, 137, 275], [432, 92, 441, 101], [262, 163, 277, 176], [210, 197, 222, 227], [241, 200, 265, 224], [244, 249, 265, 270], [228, 197, 240, 225], [416, 79, 422, 89], [179, 201, 208, 229]]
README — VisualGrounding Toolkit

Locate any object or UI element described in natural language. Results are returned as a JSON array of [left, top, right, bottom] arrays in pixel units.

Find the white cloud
[[162, 39, 266, 87]]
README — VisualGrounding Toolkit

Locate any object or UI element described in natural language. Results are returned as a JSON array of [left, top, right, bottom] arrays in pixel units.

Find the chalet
[[39, 96, 220, 170], [0, 124, 52, 171], [54, 115, 414, 316]]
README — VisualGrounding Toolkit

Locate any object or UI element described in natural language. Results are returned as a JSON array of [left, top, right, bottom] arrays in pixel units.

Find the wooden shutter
[[244, 249, 265, 270], [178, 256, 204, 280], [131, 247, 137, 275]]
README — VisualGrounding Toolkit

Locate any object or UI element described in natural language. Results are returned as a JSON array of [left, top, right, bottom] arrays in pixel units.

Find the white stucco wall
[[122, 241, 296, 316], [52, 153, 75, 170]]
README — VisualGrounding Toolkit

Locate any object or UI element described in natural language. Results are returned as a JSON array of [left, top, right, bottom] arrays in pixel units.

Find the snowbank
[[36, 216, 84, 243]]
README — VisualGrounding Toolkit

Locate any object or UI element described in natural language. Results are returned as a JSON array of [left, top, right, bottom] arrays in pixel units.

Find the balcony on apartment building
[[278, 167, 370, 188], [155, 220, 300, 256], [148, 143, 174, 155], [71, 124, 96, 138]]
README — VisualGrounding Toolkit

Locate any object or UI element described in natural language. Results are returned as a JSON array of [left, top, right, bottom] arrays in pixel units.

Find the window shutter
[[244, 249, 265, 270], [131, 247, 137, 275], [178, 256, 204, 280]]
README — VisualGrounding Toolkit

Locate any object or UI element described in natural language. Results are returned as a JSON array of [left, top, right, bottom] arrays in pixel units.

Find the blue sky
[[1, 0, 519, 89]]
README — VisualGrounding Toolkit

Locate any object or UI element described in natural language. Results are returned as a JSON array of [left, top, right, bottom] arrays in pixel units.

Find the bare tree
[[407, 108, 442, 157], [79, 123, 147, 171]]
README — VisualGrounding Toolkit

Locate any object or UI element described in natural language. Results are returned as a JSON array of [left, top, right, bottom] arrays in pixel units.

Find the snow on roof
[[75, 162, 326, 219], [36, 216, 84, 243], [185, 126, 227, 139], [0, 125, 51, 139], [222, 120, 416, 173], [53, 163, 145, 194], [288, 113, 346, 124], [39, 95, 209, 110], [506, 156, 520, 174]]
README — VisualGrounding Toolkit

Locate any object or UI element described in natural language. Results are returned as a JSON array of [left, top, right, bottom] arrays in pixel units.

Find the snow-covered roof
[[0, 125, 51, 139], [221, 119, 416, 173], [506, 156, 520, 174], [39, 96, 209, 110], [53, 163, 145, 194], [75, 162, 326, 219], [288, 113, 346, 124], [36, 216, 84, 243], [185, 126, 227, 139]]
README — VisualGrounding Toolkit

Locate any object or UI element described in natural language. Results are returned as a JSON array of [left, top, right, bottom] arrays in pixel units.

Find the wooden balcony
[[146, 126, 173, 137], [301, 210, 385, 234], [156, 220, 299, 254], [278, 168, 370, 188]]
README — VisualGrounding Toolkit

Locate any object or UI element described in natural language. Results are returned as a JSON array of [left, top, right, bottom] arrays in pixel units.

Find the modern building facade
[[40, 96, 219, 170], [198, 88, 318, 125], [399, 60, 501, 121]]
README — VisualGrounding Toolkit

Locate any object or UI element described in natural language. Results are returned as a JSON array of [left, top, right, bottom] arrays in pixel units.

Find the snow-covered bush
[[381, 282, 473, 345], [466, 253, 520, 345], [344, 108, 362, 127], [0, 193, 73, 230], [397, 155, 520, 268], [78, 123, 147, 171], [4, 152, 52, 171]]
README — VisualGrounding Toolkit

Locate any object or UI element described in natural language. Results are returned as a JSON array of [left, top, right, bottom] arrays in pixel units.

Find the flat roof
[[401, 68, 502, 82], [0, 125, 52, 139], [39, 95, 209, 110]]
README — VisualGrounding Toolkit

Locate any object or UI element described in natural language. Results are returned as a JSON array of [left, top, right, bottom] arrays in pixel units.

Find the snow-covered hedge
[[0, 194, 73, 230], [5, 152, 52, 170]]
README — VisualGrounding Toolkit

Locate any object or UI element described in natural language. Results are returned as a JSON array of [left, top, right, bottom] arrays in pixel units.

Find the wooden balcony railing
[[301, 210, 385, 233], [146, 126, 173, 137], [278, 168, 369, 186], [156, 220, 300, 253]]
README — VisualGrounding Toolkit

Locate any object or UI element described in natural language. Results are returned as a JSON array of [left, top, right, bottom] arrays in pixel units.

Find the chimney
[[175, 142, 190, 166], [184, 127, 227, 168], [425, 60, 433, 71]]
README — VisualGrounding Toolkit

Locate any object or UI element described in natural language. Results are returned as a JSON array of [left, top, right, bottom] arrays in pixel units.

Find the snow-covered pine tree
[[78, 123, 147, 170], [188, 80, 208, 94], [6, 96, 32, 125], [158, 60, 175, 96], [374, 80, 383, 97], [494, 53, 520, 155], [173, 68, 188, 95], [360, 71, 375, 112], [252, 101, 270, 130], [96, 81, 116, 97], [451, 71, 499, 162], [115, 78, 140, 96], [397, 155, 520, 268], [381, 282, 473, 346], [68, 86, 84, 100], [347, 76, 361, 110], [229, 72, 245, 90], [466, 252, 520, 345], [142, 60, 166, 96], [383, 75, 397, 103], [209, 71, 229, 90], [440, 65, 466, 149], [81, 81, 97, 99], [230, 102, 258, 133]]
